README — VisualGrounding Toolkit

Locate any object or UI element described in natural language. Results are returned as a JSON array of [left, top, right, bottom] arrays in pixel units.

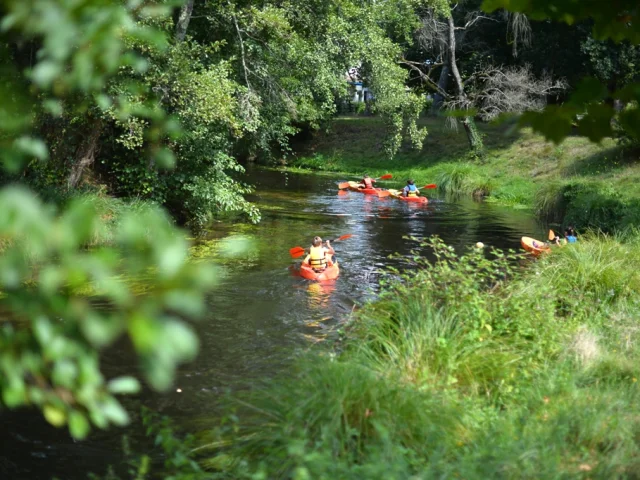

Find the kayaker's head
[[312, 236, 323, 247], [407, 179, 415, 185]]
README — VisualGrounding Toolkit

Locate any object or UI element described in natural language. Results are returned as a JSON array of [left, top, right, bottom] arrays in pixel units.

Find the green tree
[[482, 0, 640, 145], [0, 0, 214, 439]]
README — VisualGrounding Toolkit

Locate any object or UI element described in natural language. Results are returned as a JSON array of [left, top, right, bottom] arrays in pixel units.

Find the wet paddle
[[421, 183, 437, 189], [289, 234, 354, 258], [338, 174, 392, 190]]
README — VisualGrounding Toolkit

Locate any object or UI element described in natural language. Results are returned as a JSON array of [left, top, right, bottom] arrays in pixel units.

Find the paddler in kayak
[[402, 179, 420, 198], [302, 236, 336, 272], [360, 174, 375, 190], [564, 226, 578, 243]]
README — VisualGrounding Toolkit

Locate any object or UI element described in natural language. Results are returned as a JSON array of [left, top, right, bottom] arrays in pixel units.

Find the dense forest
[[2, 0, 638, 228], [1, 0, 640, 478]]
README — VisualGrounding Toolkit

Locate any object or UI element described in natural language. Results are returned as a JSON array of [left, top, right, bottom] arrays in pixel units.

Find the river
[[0, 168, 545, 479]]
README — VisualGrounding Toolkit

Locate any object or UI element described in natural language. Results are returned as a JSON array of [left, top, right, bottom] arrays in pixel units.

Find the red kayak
[[388, 189, 428, 204], [346, 181, 384, 196], [299, 262, 340, 281]]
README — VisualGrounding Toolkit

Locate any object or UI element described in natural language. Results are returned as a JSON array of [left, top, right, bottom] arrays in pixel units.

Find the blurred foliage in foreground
[[0, 0, 218, 440]]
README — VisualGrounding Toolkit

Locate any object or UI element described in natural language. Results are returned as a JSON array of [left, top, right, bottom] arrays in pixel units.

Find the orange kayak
[[299, 262, 340, 281], [521, 236, 551, 256], [347, 181, 383, 195], [388, 189, 428, 204]]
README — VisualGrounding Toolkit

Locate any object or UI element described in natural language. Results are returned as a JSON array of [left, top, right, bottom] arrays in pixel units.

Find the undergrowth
[[192, 234, 640, 478]]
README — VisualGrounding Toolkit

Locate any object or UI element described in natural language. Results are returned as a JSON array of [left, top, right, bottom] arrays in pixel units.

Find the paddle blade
[[338, 181, 350, 189], [338, 189, 349, 196], [377, 190, 390, 198], [289, 246, 305, 258], [548, 229, 555, 241], [378, 174, 393, 180], [421, 184, 437, 189]]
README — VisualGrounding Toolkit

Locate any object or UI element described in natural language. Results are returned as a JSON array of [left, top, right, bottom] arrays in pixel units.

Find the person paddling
[[303, 236, 335, 272], [360, 174, 375, 189], [402, 179, 420, 198], [564, 225, 578, 243]]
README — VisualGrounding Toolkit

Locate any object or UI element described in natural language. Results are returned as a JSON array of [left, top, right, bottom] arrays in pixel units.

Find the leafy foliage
[[482, 0, 640, 146], [0, 1, 219, 441]]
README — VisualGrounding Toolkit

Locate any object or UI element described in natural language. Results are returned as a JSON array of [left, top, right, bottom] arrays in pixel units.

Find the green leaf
[[154, 147, 175, 169], [107, 376, 141, 395], [30, 61, 62, 87], [69, 411, 90, 439], [81, 313, 123, 348], [13, 136, 49, 161], [102, 398, 130, 426], [619, 107, 640, 141], [52, 359, 78, 389], [33, 316, 54, 346], [164, 320, 199, 360], [520, 107, 574, 144], [2, 378, 26, 408], [576, 104, 614, 142], [43, 404, 67, 427], [568, 77, 609, 108], [43, 99, 63, 117], [218, 235, 256, 258]]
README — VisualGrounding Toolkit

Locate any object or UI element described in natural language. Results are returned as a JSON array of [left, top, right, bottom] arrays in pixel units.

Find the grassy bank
[[196, 233, 640, 478], [286, 116, 640, 231]]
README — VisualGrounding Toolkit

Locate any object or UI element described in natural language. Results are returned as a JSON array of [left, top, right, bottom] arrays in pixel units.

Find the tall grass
[[433, 164, 494, 197], [534, 181, 567, 222], [196, 234, 640, 478]]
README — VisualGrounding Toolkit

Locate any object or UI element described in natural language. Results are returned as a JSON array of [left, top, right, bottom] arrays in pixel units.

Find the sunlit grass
[[287, 116, 640, 228], [199, 233, 640, 478]]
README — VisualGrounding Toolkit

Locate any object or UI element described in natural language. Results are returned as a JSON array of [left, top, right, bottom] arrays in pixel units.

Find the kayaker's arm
[[325, 241, 335, 255]]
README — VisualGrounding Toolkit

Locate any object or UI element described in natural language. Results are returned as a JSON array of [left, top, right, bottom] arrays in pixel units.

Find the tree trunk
[[446, 15, 484, 155], [175, 0, 195, 42], [431, 63, 450, 112], [68, 120, 102, 190]]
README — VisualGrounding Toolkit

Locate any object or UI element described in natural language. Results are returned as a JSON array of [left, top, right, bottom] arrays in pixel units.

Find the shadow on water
[[0, 168, 546, 479]]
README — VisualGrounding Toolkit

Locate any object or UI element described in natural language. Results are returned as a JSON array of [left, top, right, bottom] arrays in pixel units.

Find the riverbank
[[199, 232, 640, 477], [285, 116, 640, 231]]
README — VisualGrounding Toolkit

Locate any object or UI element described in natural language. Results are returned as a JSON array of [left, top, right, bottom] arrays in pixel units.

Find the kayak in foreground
[[298, 262, 340, 281], [387, 189, 428, 204], [521, 236, 551, 256]]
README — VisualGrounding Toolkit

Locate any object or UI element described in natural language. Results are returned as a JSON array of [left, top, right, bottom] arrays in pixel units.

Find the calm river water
[[0, 168, 545, 479]]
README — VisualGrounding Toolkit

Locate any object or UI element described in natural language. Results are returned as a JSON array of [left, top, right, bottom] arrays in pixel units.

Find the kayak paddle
[[338, 174, 393, 190], [548, 229, 555, 240], [421, 183, 437, 189], [289, 234, 354, 258]]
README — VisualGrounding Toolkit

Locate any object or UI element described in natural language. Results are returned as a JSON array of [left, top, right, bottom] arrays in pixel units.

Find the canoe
[[299, 262, 340, 281], [346, 181, 383, 195], [521, 236, 551, 256], [387, 189, 428, 204]]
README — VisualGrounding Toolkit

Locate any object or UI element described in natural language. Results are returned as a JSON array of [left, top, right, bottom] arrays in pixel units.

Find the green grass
[[196, 234, 640, 478], [286, 116, 640, 229]]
